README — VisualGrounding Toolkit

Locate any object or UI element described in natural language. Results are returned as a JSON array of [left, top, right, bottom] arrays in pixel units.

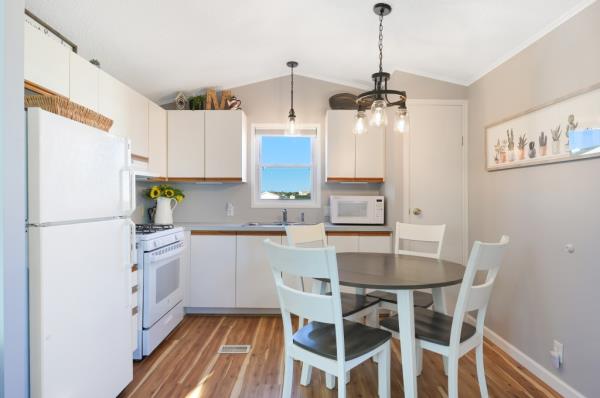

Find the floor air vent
[[218, 345, 251, 354]]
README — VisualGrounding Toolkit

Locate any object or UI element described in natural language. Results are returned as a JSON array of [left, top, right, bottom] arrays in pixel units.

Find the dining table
[[314, 252, 465, 398]]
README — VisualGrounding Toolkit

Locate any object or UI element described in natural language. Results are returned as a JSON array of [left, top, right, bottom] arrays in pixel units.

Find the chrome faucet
[[282, 208, 288, 224]]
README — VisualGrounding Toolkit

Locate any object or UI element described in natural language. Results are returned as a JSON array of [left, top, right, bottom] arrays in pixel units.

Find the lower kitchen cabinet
[[188, 233, 236, 308], [358, 235, 392, 253], [327, 234, 359, 252], [235, 234, 281, 308]]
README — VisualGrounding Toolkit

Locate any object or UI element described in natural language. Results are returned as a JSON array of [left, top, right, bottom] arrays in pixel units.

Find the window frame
[[250, 123, 321, 208]]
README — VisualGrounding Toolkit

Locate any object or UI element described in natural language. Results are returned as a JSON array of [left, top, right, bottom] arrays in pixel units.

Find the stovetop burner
[[135, 224, 174, 235]]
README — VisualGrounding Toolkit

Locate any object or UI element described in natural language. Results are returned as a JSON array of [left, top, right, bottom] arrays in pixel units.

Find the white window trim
[[250, 123, 321, 209]]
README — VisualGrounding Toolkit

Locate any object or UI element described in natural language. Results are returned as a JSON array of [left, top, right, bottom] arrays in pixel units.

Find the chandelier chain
[[378, 11, 384, 73]]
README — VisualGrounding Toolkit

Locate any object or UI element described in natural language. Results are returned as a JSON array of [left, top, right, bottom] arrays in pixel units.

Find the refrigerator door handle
[[128, 167, 136, 215], [129, 219, 137, 265]]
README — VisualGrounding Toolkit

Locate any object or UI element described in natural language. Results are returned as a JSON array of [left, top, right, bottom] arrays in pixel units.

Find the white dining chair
[[285, 224, 380, 326], [368, 222, 446, 309], [264, 240, 391, 398], [380, 235, 510, 398]]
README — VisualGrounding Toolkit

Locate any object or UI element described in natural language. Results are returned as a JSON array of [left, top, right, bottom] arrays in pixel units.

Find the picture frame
[[485, 82, 600, 171]]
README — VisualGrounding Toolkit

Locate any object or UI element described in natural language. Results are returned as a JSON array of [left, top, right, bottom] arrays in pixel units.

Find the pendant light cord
[[290, 65, 294, 111], [378, 11, 384, 73]]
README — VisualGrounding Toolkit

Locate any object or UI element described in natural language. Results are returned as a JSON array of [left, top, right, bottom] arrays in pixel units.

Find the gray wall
[[467, 2, 600, 396], [1, 0, 28, 396], [139, 72, 467, 225]]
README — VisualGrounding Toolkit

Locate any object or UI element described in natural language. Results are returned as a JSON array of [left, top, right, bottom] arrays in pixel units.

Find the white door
[[29, 219, 133, 398], [405, 101, 466, 263], [236, 235, 281, 308], [27, 108, 133, 224], [69, 52, 99, 111], [167, 111, 205, 178], [326, 110, 356, 179], [24, 21, 70, 97], [148, 102, 168, 177], [188, 234, 236, 308], [205, 110, 246, 180]]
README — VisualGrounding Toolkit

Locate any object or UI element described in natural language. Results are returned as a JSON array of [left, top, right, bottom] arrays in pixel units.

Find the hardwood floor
[[119, 315, 561, 398]]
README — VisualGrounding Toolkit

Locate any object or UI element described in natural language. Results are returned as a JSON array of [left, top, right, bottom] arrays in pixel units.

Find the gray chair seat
[[293, 320, 391, 360], [379, 307, 477, 346], [367, 290, 434, 308], [340, 292, 380, 317]]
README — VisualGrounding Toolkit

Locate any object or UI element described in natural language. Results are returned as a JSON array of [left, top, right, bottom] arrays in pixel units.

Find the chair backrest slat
[[285, 223, 327, 247], [278, 285, 335, 323], [264, 240, 344, 355], [394, 222, 446, 259], [450, 235, 509, 344]]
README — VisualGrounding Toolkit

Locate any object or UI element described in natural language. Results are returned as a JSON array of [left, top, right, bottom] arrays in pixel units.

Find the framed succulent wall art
[[485, 83, 600, 171]]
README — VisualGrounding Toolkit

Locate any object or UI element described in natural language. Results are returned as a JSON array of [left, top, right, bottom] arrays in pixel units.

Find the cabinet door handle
[[412, 208, 422, 216]]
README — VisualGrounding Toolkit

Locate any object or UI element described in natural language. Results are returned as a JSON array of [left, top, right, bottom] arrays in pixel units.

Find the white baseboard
[[481, 323, 586, 398]]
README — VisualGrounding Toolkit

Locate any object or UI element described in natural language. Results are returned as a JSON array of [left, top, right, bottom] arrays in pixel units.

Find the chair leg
[[378, 343, 391, 398], [476, 344, 489, 398], [325, 373, 336, 389], [416, 345, 423, 376], [366, 308, 379, 328], [298, 316, 305, 331], [337, 371, 347, 398], [443, 357, 448, 375], [447, 354, 459, 398], [282, 354, 293, 398], [300, 363, 312, 386]]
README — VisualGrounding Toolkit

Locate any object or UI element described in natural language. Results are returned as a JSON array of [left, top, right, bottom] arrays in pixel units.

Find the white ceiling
[[25, 0, 595, 103]]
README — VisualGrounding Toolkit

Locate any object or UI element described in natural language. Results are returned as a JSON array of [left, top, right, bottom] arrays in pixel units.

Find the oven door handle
[[146, 243, 185, 263]]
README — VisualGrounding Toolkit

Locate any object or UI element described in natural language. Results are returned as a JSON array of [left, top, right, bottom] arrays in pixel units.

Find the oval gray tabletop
[[335, 252, 465, 290]]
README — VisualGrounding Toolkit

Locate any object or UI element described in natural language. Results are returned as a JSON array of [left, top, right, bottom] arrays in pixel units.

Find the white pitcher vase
[[154, 197, 177, 225]]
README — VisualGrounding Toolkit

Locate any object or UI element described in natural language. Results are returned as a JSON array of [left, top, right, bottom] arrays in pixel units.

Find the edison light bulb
[[394, 107, 410, 133], [287, 117, 297, 135], [369, 99, 387, 127], [353, 111, 368, 135]]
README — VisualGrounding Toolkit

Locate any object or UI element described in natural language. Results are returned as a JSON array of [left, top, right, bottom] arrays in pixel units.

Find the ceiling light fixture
[[355, 3, 409, 134], [286, 61, 298, 135]]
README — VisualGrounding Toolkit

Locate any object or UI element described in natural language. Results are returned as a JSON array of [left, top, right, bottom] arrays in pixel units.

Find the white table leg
[[300, 279, 328, 386], [432, 287, 448, 375], [397, 290, 418, 398]]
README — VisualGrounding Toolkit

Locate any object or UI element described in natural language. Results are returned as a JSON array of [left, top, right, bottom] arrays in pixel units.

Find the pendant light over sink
[[354, 3, 410, 134], [285, 61, 298, 135]]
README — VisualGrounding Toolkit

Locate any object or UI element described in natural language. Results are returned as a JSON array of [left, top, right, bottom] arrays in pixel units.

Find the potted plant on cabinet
[[146, 185, 185, 225]]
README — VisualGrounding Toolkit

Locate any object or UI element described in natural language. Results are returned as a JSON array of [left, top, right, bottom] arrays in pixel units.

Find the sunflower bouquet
[[146, 185, 185, 203]]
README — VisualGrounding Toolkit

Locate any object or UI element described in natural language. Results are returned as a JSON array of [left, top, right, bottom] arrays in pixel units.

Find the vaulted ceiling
[[25, 0, 594, 103]]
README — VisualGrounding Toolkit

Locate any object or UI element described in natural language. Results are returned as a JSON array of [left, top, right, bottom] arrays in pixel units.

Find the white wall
[[467, 2, 600, 396], [1, 0, 28, 397]]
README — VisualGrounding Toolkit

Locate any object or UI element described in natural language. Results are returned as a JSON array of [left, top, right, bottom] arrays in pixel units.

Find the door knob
[[412, 208, 422, 216]]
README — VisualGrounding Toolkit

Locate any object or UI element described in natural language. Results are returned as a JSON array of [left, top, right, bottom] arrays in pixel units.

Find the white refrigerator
[[27, 108, 136, 398]]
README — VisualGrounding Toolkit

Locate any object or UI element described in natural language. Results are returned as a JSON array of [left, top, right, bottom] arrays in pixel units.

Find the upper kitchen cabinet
[[326, 110, 385, 183], [24, 22, 70, 97], [69, 52, 99, 111], [98, 70, 149, 158], [148, 102, 167, 177], [167, 111, 205, 179], [204, 111, 247, 182]]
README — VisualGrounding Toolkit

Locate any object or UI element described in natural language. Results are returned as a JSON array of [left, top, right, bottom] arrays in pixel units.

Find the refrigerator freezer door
[[28, 108, 134, 224], [29, 219, 133, 398]]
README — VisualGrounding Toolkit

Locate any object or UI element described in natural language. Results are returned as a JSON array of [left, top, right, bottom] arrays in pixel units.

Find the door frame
[[402, 99, 469, 263]]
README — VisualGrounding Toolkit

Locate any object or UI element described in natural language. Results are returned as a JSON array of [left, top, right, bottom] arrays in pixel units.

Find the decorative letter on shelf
[[205, 89, 232, 110]]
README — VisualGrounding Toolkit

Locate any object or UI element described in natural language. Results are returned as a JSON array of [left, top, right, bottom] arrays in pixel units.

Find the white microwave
[[330, 196, 385, 225]]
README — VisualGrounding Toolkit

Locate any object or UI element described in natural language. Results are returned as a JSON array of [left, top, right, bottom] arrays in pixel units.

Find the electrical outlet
[[550, 340, 563, 369], [226, 202, 234, 217]]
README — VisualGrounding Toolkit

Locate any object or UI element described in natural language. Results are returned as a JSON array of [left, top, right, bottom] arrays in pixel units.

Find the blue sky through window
[[260, 136, 312, 196]]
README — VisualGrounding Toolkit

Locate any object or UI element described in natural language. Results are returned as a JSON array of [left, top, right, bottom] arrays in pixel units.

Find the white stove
[[133, 224, 185, 360]]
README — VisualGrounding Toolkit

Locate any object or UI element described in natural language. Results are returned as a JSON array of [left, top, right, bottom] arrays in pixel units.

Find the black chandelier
[[354, 3, 409, 135]]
